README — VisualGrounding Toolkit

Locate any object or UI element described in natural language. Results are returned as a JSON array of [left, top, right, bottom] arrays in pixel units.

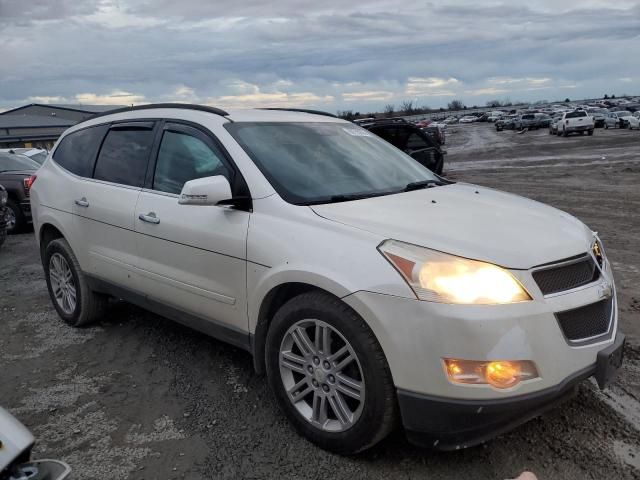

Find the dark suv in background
[[0, 185, 7, 248], [356, 118, 445, 174], [0, 152, 39, 233]]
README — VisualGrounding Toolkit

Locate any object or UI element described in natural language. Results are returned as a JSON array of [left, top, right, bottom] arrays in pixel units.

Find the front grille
[[556, 298, 613, 343], [532, 254, 599, 295]]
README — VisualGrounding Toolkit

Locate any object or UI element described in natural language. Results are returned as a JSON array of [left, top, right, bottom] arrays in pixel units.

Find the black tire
[[6, 199, 26, 234], [562, 128, 568, 137], [604, 123, 609, 129], [43, 238, 108, 327], [265, 291, 397, 454], [588, 129, 594, 136], [0, 225, 5, 248]]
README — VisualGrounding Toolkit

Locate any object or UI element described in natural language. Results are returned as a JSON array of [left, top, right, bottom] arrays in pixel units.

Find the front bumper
[[398, 333, 624, 450]]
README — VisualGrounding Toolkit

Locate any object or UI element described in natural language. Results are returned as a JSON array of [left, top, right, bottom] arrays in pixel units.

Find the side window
[[93, 126, 154, 187], [406, 132, 431, 150], [52, 125, 108, 177], [153, 129, 230, 195]]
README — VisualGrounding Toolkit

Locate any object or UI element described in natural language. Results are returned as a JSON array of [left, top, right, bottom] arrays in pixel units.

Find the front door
[[134, 122, 250, 335]]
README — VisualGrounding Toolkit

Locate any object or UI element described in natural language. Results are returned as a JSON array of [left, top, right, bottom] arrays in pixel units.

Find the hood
[[311, 183, 593, 269]]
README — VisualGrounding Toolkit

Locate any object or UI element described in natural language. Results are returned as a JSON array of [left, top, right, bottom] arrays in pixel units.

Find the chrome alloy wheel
[[49, 253, 76, 315], [279, 319, 365, 432]]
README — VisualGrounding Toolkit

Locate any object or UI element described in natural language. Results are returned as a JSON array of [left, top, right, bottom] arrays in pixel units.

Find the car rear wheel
[[44, 238, 108, 327], [588, 129, 594, 136], [266, 291, 397, 454], [5, 199, 25, 234]]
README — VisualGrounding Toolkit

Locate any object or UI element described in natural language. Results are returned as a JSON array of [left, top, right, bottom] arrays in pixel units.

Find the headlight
[[378, 240, 531, 304], [0, 189, 7, 206]]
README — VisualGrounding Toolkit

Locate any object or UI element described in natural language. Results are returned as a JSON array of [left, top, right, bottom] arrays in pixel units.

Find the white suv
[[30, 104, 624, 453]]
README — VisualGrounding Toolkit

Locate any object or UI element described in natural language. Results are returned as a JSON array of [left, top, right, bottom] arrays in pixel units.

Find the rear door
[[133, 121, 250, 336], [74, 121, 156, 290]]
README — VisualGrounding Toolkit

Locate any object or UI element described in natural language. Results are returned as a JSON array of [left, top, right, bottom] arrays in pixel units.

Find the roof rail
[[89, 103, 230, 120], [354, 117, 408, 126], [260, 108, 338, 118]]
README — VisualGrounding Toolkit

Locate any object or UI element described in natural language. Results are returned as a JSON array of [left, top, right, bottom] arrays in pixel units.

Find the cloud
[[405, 77, 461, 97], [1, 1, 639, 112], [75, 91, 147, 105], [342, 91, 395, 102]]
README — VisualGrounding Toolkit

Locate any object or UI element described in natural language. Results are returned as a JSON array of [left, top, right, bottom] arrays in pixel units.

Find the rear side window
[[53, 125, 108, 177], [93, 126, 154, 187]]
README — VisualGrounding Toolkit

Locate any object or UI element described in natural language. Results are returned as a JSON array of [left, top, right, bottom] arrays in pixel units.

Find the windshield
[[566, 111, 587, 118], [0, 152, 40, 171], [615, 111, 630, 117], [225, 122, 439, 205]]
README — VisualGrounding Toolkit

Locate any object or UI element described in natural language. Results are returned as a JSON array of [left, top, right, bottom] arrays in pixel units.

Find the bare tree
[[447, 99, 464, 110], [384, 104, 395, 117], [486, 99, 503, 108], [399, 100, 415, 115]]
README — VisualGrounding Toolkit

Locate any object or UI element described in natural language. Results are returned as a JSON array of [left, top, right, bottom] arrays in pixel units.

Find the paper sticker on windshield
[[342, 128, 372, 137]]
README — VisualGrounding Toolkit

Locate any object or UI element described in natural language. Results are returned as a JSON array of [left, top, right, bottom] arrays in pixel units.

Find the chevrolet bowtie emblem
[[598, 283, 613, 300]]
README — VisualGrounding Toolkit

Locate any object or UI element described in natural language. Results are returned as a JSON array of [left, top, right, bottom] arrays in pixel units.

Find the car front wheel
[[266, 291, 397, 454], [5, 199, 25, 234]]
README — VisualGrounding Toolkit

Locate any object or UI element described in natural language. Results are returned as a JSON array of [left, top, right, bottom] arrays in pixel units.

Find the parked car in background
[[422, 124, 446, 146], [548, 114, 563, 135], [557, 110, 594, 137], [0, 148, 48, 165], [625, 114, 640, 130], [30, 104, 624, 454], [442, 116, 458, 124], [495, 114, 518, 131], [585, 108, 607, 128], [0, 152, 39, 233], [362, 118, 445, 174], [459, 115, 476, 124], [534, 113, 552, 128], [514, 113, 538, 130], [604, 111, 632, 129], [0, 186, 7, 248], [487, 111, 504, 122]]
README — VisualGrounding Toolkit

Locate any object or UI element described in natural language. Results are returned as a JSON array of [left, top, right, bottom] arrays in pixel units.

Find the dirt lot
[[1, 124, 639, 479]]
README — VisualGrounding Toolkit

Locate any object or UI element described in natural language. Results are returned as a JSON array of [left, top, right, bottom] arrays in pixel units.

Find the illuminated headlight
[[592, 235, 605, 269], [0, 189, 7, 207], [378, 240, 531, 304]]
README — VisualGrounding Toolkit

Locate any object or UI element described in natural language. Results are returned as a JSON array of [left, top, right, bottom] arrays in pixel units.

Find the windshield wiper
[[403, 180, 442, 192]]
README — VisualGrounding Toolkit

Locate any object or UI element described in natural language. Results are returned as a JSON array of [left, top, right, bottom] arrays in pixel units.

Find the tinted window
[[53, 125, 107, 177], [153, 130, 230, 195], [566, 111, 587, 118], [406, 132, 431, 150], [93, 127, 154, 187]]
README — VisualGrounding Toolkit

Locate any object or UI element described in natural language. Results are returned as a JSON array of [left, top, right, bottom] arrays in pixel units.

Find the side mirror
[[178, 175, 232, 206]]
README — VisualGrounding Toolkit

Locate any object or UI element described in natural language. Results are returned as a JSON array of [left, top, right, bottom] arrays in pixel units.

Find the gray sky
[[1, 0, 638, 113]]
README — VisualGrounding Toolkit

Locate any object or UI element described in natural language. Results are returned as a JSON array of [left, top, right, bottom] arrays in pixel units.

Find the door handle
[[138, 212, 160, 224], [75, 198, 89, 208]]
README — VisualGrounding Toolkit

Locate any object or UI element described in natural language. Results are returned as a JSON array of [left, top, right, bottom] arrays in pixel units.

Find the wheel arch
[[252, 281, 349, 375], [38, 221, 67, 261]]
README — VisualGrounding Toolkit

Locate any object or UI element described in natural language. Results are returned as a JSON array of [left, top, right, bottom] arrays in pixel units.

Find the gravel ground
[[1, 123, 639, 479]]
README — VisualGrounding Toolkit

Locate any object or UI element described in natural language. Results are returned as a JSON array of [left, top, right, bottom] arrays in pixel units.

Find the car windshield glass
[[0, 152, 40, 171], [225, 122, 439, 205], [29, 152, 47, 163], [615, 111, 629, 116], [566, 111, 587, 118]]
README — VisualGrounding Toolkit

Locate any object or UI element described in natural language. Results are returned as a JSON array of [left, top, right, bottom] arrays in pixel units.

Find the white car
[[0, 148, 48, 164], [604, 111, 633, 129], [458, 115, 477, 123], [557, 110, 594, 136], [626, 115, 640, 130], [30, 104, 624, 453]]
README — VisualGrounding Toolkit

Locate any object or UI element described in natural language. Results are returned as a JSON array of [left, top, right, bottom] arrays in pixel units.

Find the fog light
[[486, 361, 521, 388], [443, 359, 538, 389]]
